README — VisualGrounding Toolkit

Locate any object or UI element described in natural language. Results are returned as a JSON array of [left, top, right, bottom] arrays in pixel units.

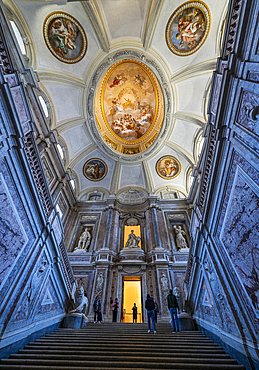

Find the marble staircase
[[0, 323, 245, 369]]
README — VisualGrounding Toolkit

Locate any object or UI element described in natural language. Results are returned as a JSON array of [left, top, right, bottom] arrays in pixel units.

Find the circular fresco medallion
[[95, 60, 164, 155], [156, 156, 181, 179], [43, 12, 87, 63], [83, 158, 107, 182], [165, 1, 210, 56]]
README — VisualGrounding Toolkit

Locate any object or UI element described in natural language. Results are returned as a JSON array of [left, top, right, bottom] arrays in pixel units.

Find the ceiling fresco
[[95, 60, 164, 155], [7, 0, 228, 199], [165, 1, 211, 56], [43, 11, 87, 64]]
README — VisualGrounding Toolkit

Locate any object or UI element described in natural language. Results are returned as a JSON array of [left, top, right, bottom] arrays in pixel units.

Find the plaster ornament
[[73, 228, 91, 253], [69, 286, 88, 320], [125, 230, 141, 248], [174, 225, 188, 250], [27, 260, 48, 301]]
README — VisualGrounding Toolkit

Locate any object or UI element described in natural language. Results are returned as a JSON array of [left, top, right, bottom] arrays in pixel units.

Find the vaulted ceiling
[[7, 0, 228, 200]]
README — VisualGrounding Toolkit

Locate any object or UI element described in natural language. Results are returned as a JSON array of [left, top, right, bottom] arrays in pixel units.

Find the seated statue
[[125, 230, 141, 248], [69, 286, 88, 320], [74, 228, 91, 252]]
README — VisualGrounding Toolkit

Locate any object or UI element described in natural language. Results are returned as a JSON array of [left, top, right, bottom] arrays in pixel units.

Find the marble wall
[[186, 1, 259, 368]]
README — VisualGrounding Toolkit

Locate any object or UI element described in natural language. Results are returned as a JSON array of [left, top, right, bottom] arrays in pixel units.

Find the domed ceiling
[[7, 0, 228, 200]]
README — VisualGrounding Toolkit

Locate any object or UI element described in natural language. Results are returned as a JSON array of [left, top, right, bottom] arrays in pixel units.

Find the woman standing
[[132, 303, 138, 323], [112, 298, 119, 322]]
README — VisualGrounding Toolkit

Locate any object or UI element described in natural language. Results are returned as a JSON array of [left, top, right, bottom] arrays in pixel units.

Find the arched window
[[10, 20, 26, 55], [57, 143, 65, 161], [38, 96, 49, 118]]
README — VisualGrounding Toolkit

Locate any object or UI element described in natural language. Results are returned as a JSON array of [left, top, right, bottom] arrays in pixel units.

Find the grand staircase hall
[[0, 323, 245, 369]]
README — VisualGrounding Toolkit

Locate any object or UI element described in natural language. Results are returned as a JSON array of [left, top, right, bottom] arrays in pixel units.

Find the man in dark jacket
[[167, 289, 180, 332], [145, 294, 156, 334]]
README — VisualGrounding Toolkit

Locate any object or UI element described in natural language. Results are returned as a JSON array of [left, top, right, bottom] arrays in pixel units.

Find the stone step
[[29, 341, 221, 351], [0, 358, 245, 369], [9, 353, 237, 363], [21, 347, 227, 356], [0, 365, 246, 370]]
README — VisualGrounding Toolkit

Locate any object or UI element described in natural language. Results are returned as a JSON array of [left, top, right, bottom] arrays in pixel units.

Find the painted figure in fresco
[[174, 225, 188, 250], [134, 74, 146, 88], [125, 230, 141, 248], [49, 18, 77, 56], [109, 73, 127, 88], [74, 228, 91, 252], [85, 162, 104, 180], [161, 159, 177, 177], [175, 8, 205, 50]]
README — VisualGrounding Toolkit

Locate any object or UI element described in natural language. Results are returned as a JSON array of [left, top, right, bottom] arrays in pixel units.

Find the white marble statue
[[173, 286, 184, 312], [125, 230, 141, 248], [69, 286, 88, 319], [74, 228, 91, 252], [160, 273, 168, 292], [174, 225, 188, 250]]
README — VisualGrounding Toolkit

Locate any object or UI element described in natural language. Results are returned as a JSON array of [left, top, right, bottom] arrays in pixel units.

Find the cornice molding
[[173, 112, 206, 128], [81, 0, 110, 53], [164, 141, 195, 166], [37, 70, 85, 89], [170, 58, 217, 84], [67, 143, 98, 169], [141, 0, 166, 50]]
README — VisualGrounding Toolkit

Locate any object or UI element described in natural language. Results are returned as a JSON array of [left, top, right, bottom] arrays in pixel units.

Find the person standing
[[93, 296, 102, 323], [132, 303, 138, 323], [145, 294, 156, 334], [154, 300, 159, 323], [112, 298, 119, 322], [167, 289, 180, 332]]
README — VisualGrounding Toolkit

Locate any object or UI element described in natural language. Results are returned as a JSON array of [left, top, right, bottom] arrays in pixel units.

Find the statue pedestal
[[179, 312, 195, 331], [119, 247, 145, 262], [63, 313, 88, 329]]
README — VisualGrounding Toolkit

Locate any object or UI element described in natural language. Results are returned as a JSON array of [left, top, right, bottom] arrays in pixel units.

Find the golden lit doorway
[[122, 276, 142, 323]]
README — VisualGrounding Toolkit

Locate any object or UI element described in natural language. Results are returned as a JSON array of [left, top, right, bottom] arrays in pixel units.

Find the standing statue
[[125, 230, 141, 248], [173, 225, 188, 250], [95, 272, 104, 298], [74, 228, 91, 252], [160, 273, 168, 292]]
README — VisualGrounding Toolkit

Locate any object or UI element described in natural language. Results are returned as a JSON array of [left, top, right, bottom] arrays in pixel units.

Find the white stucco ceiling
[[7, 0, 229, 199]]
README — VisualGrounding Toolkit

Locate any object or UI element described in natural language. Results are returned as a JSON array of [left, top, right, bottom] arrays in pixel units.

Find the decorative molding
[[81, 0, 110, 53], [141, 0, 166, 50]]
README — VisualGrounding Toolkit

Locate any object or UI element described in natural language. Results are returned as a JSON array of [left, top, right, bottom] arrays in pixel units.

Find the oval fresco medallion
[[83, 158, 107, 182], [43, 12, 87, 63], [156, 156, 181, 179], [95, 60, 164, 155], [165, 1, 210, 56]]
